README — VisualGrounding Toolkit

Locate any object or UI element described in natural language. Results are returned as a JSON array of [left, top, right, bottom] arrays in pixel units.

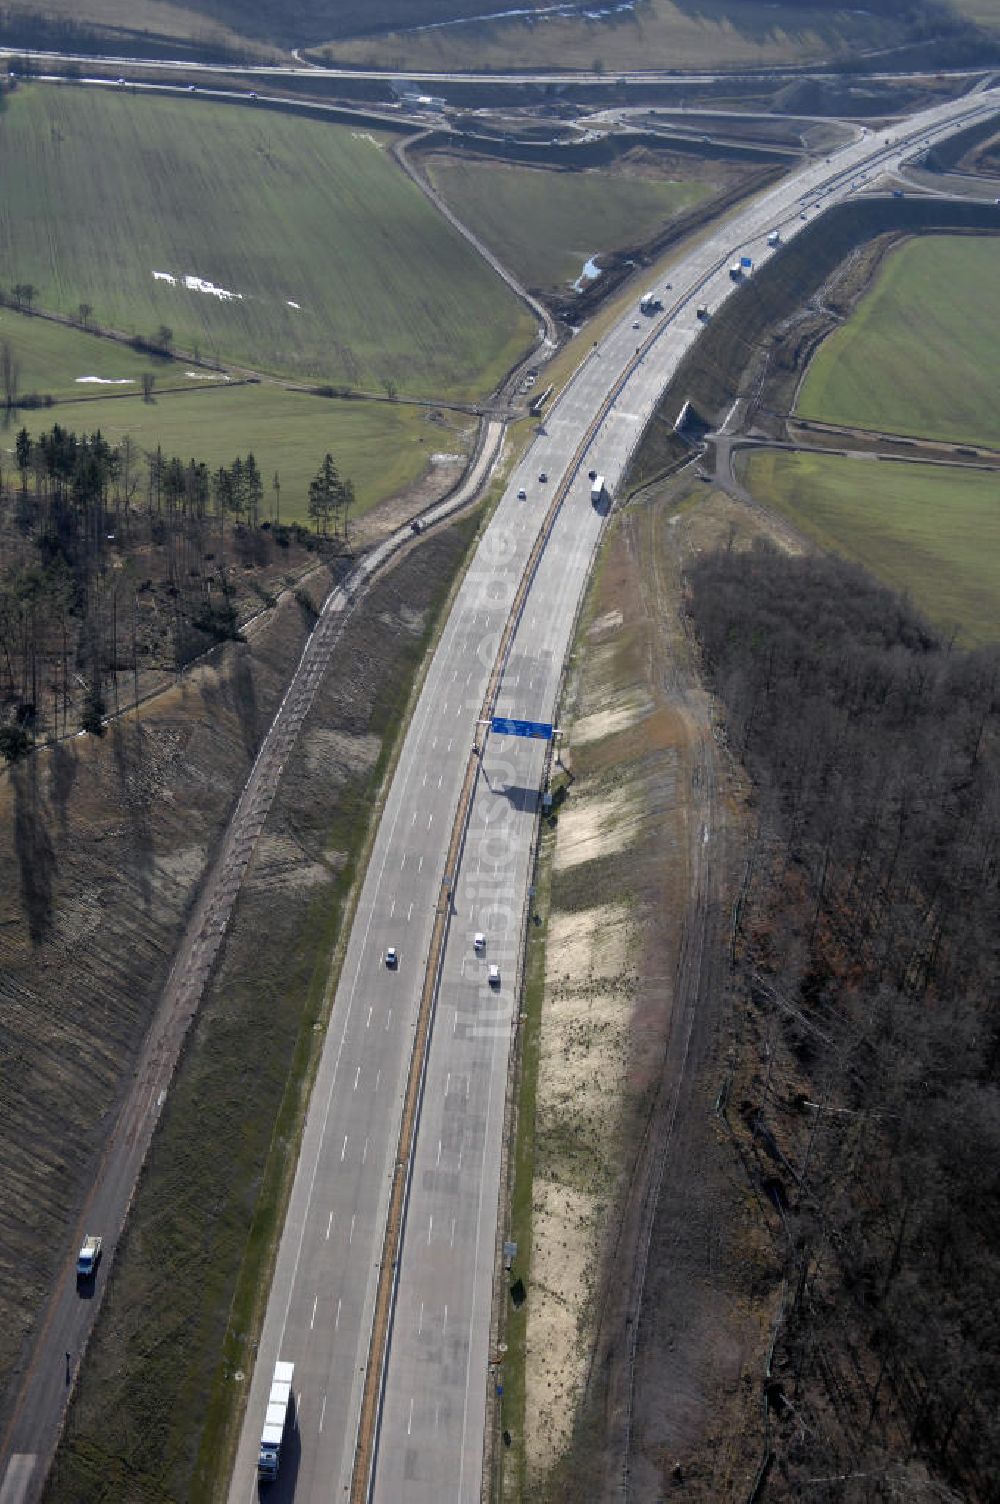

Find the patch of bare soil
[[522, 477, 797, 1501]]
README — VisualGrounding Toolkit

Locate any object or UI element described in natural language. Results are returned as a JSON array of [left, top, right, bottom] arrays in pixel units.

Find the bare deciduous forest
[[0, 423, 351, 761], [688, 543, 1000, 1500]]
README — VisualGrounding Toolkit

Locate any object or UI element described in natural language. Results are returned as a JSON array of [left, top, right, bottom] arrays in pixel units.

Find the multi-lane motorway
[[226, 82, 999, 1504]]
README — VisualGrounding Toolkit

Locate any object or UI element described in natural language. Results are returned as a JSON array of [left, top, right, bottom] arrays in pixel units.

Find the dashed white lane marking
[[353, 1066, 360, 1091], [349, 1214, 356, 1245], [319, 1393, 327, 1432], [375, 1068, 381, 1092], [366, 1006, 373, 1029], [310, 1295, 318, 1329], [326, 1211, 333, 1240], [362, 1137, 369, 1164], [418, 1301, 424, 1336], [427, 1214, 434, 1244], [450, 1217, 456, 1248], [340, 1135, 348, 1162], [385, 1008, 392, 1030], [335, 1298, 342, 1332], [407, 1397, 414, 1437]]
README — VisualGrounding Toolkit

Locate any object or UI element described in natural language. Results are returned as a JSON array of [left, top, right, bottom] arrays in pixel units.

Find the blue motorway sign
[[491, 716, 554, 741]]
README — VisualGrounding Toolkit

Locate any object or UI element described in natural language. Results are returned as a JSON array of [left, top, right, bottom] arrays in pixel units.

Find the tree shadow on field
[[112, 721, 155, 911], [13, 757, 57, 945], [230, 644, 260, 760], [48, 738, 78, 830]]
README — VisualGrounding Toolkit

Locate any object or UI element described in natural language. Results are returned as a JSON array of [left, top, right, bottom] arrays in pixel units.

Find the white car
[[488, 963, 500, 987], [474, 932, 486, 952], [385, 946, 398, 968]]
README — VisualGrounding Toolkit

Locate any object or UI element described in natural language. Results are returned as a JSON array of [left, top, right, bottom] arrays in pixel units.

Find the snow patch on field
[[152, 269, 243, 301], [75, 376, 135, 385], [287, 300, 301, 310], [185, 371, 231, 381], [430, 451, 464, 464], [183, 274, 242, 301]]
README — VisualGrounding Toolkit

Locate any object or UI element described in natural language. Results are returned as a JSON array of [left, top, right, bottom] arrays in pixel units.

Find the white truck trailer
[[76, 1235, 102, 1278], [591, 474, 607, 504], [258, 1360, 295, 1482]]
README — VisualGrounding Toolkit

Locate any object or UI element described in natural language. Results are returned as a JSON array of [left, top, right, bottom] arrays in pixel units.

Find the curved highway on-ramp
[[226, 84, 1000, 1504]]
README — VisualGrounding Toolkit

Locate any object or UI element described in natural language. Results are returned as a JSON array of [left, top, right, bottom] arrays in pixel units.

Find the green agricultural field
[[796, 235, 1000, 450], [0, 85, 534, 400], [11, 385, 472, 525], [0, 306, 225, 401], [744, 449, 1000, 645], [322, 0, 909, 73], [424, 156, 708, 293]]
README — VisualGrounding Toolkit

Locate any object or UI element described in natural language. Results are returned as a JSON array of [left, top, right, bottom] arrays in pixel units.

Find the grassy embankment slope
[[424, 156, 708, 293], [320, 0, 913, 72], [744, 451, 1000, 646], [796, 235, 1000, 451], [8, 0, 928, 58], [0, 86, 534, 400]]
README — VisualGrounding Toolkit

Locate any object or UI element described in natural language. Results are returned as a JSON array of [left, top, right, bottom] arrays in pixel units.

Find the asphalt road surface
[[226, 84, 999, 1504]]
